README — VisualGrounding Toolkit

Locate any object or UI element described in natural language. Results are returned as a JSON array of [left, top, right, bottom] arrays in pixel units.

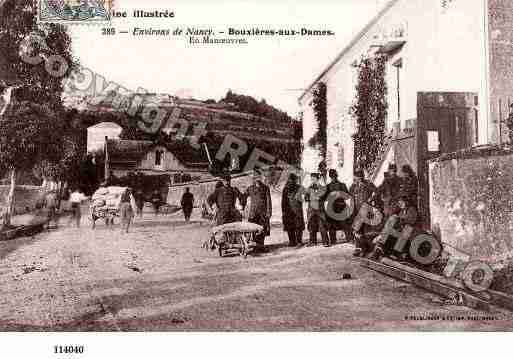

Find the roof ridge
[[298, 0, 400, 102]]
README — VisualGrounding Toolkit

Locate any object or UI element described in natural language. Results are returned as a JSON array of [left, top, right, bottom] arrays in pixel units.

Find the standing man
[[207, 174, 243, 226], [69, 187, 88, 228], [244, 170, 272, 253], [119, 188, 137, 234], [324, 169, 350, 245], [281, 173, 305, 247], [399, 164, 419, 209], [134, 189, 145, 218], [305, 173, 329, 247], [45, 189, 59, 230], [151, 189, 162, 217], [180, 187, 195, 222]]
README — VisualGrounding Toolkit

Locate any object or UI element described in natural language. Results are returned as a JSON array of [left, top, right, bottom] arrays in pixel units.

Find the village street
[[0, 206, 512, 331]]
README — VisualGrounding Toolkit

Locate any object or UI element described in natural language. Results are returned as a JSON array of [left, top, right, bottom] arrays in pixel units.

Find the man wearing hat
[[243, 170, 272, 252], [324, 169, 350, 245], [207, 173, 243, 226], [305, 172, 329, 247], [378, 163, 402, 218], [349, 169, 378, 256]]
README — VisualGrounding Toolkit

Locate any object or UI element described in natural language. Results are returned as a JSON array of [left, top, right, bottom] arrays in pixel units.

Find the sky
[[69, 0, 384, 117]]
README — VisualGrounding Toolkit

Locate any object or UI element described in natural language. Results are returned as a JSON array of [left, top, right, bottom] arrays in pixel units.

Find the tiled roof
[[106, 139, 209, 169], [106, 139, 154, 163]]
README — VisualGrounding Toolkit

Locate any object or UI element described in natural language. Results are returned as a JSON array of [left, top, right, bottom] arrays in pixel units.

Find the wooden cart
[[208, 222, 263, 258]]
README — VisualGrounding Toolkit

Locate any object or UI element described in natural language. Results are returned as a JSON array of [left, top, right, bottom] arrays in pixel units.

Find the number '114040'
[[54, 346, 84, 354]]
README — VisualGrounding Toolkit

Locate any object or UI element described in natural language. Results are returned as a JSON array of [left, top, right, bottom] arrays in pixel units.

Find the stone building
[[104, 139, 210, 183], [300, 0, 513, 185]]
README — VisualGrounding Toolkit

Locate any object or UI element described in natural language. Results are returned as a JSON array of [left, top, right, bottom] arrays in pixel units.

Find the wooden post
[[498, 99, 502, 145], [3, 168, 16, 227], [104, 136, 109, 181]]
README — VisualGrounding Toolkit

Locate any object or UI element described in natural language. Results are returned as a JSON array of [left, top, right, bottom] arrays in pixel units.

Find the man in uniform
[[243, 170, 272, 253], [324, 169, 351, 245], [207, 174, 243, 226], [305, 173, 329, 247]]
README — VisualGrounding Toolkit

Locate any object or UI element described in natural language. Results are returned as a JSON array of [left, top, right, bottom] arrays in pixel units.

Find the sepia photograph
[[1, 0, 513, 355]]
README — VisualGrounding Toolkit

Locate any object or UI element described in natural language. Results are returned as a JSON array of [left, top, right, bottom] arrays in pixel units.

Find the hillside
[[70, 91, 303, 169]]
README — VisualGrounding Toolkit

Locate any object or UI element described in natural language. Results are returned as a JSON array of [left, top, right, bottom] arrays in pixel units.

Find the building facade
[[87, 122, 122, 153], [105, 139, 210, 182], [300, 0, 504, 185]]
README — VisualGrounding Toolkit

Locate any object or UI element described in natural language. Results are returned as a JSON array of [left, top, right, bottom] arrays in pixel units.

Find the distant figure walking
[[134, 189, 145, 217], [45, 190, 59, 230], [69, 187, 88, 227], [181, 187, 195, 222], [151, 189, 162, 216], [119, 188, 137, 233]]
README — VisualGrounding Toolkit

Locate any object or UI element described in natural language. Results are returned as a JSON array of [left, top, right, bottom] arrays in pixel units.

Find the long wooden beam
[[360, 258, 491, 311]]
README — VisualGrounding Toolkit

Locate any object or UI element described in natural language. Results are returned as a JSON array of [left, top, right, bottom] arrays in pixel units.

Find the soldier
[[281, 173, 305, 247], [324, 169, 351, 245], [180, 187, 195, 222], [243, 170, 272, 253], [378, 163, 402, 218], [350, 169, 378, 256], [206, 174, 243, 226], [305, 173, 329, 247]]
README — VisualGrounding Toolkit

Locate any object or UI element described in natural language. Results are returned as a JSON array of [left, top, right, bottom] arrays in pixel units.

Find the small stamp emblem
[[38, 0, 112, 23]]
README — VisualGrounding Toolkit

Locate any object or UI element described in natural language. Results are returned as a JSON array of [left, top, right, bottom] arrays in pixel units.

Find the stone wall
[[488, 0, 513, 143], [0, 185, 44, 215], [167, 171, 287, 223], [429, 147, 513, 261]]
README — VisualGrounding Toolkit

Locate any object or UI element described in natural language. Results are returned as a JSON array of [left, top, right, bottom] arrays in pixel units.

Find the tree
[[0, 0, 75, 227], [0, 102, 65, 225]]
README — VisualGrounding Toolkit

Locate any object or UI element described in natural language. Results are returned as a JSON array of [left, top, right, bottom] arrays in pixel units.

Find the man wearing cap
[[207, 174, 243, 226], [350, 169, 378, 256], [305, 173, 329, 247], [243, 170, 272, 252], [324, 169, 350, 245], [378, 163, 402, 218], [350, 169, 377, 212]]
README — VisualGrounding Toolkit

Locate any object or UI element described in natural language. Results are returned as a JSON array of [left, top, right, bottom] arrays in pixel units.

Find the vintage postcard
[[1, 0, 513, 355]]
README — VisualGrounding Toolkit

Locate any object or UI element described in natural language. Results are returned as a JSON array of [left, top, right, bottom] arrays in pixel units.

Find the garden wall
[[0, 185, 44, 215], [167, 171, 287, 223], [429, 146, 513, 262]]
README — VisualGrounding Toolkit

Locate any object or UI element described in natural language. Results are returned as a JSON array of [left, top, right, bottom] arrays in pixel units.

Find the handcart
[[89, 186, 129, 229], [206, 221, 263, 258]]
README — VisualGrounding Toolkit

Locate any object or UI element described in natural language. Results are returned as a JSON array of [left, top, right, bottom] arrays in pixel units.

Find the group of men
[[205, 170, 272, 253], [200, 163, 417, 255], [299, 163, 420, 257]]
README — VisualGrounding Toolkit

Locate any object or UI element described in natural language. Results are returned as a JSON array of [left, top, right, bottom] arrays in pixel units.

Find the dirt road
[[0, 209, 511, 331]]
